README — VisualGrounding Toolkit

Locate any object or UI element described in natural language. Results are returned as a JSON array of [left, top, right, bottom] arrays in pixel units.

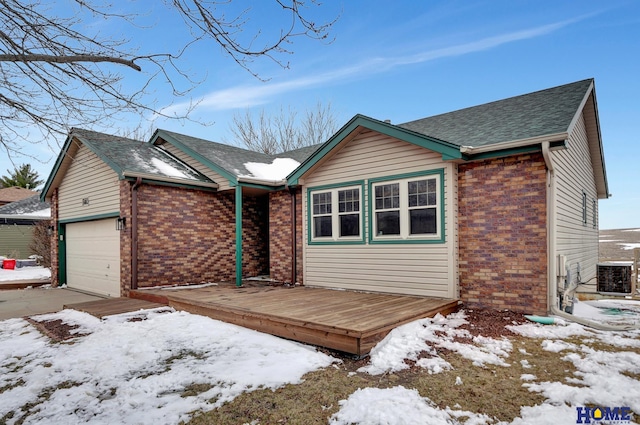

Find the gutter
[[237, 175, 287, 187], [541, 142, 637, 331], [122, 171, 219, 190], [460, 132, 568, 155]]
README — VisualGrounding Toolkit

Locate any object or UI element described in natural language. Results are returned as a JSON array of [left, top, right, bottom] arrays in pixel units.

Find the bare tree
[[0, 0, 338, 158], [229, 102, 338, 154]]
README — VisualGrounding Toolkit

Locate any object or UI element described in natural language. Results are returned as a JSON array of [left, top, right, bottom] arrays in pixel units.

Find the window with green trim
[[310, 186, 362, 241], [372, 175, 440, 240], [582, 191, 587, 225]]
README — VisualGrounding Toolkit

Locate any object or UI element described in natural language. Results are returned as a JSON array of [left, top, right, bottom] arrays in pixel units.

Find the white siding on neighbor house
[[303, 129, 458, 299], [552, 110, 600, 293], [58, 144, 120, 220], [160, 143, 233, 191]]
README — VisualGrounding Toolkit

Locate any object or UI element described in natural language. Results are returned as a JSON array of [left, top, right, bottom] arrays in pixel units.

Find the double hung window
[[372, 173, 441, 241], [310, 185, 362, 242]]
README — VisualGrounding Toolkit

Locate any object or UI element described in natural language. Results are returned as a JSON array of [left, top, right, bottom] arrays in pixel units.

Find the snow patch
[[242, 158, 300, 181]]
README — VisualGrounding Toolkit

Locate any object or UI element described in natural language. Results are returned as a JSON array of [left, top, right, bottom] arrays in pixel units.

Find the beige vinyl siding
[[0, 224, 35, 258], [552, 111, 599, 293], [160, 143, 232, 191], [303, 129, 458, 298], [58, 144, 120, 220]]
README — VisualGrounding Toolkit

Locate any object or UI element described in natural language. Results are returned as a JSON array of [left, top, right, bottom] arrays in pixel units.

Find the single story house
[[0, 194, 51, 259], [42, 79, 608, 314], [0, 187, 37, 206]]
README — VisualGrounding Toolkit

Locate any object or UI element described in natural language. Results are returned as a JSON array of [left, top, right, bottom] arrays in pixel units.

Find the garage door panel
[[66, 219, 120, 297]]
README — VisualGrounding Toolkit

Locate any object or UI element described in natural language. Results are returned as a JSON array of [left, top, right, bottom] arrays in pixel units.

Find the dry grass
[[185, 334, 594, 425]]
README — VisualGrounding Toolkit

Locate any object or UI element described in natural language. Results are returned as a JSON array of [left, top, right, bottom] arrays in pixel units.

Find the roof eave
[[237, 176, 286, 187], [460, 132, 569, 158], [121, 171, 219, 190]]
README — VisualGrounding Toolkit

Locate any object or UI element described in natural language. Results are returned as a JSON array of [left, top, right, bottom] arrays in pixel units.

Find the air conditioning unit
[[597, 263, 632, 294]]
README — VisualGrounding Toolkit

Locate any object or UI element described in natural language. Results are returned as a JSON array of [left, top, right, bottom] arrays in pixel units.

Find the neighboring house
[[0, 194, 51, 258], [42, 79, 608, 314], [0, 186, 37, 206]]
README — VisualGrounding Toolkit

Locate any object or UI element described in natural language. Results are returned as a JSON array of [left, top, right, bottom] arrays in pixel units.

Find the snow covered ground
[[1, 303, 639, 424], [0, 308, 335, 424], [0, 266, 50, 282]]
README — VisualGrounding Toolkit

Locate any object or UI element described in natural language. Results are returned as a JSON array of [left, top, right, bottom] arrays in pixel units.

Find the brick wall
[[242, 194, 269, 277], [120, 180, 132, 295], [123, 184, 268, 290], [458, 153, 548, 314], [269, 189, 303, 284]]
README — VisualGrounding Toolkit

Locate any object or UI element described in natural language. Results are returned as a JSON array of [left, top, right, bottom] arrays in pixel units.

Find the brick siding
[[458, 153, 548, 314], [120, 183, 268, 292], [269, 189, 303, 284]]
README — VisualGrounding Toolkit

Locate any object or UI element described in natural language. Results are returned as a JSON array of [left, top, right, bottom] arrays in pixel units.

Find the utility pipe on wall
[[541, 142, 637, 331]]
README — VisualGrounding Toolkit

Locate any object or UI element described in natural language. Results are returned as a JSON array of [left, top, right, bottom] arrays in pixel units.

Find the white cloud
[[162, 18, 580, 116]]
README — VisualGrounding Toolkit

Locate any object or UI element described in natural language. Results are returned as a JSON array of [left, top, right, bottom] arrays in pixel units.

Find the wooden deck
[[131, 284, 460, 357], [64, 297, 166, 318]]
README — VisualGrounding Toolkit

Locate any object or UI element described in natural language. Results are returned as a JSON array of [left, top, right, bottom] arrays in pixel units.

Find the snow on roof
[[130, 151, 200, 181], [17, 208, 51, 218], [241, 157, 300, 182]]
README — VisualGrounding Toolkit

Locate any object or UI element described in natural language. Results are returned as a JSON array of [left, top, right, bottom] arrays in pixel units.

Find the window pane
[[338, 188, 359, 213], [427, 193, 436, 205], [340, 214, 359, 237], [314, 216, 332, 237], [375, 183, 399, 211], [410, 208, 436, 235], [376, 211, 400, 235], [313, 192, 331, 215]]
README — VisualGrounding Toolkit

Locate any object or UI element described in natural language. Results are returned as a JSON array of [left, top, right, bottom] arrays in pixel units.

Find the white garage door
[[66, 219, 120, 297]]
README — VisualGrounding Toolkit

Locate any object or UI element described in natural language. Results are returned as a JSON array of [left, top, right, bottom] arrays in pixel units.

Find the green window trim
[[307, 181, 366, 245], [368, 169, 446, 245], [582, 191, 588, 226]]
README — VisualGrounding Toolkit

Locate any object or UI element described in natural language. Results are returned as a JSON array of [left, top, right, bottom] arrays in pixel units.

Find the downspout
[[290, 188, 297, 284], [541, 142, 636, 331], [131, 177, 142, 291]]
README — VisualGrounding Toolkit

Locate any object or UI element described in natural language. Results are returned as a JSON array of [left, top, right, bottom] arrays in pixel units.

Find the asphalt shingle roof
[[156, 130, 322, 178], [0, 194, 50, 216], [398, 79, 593, 148], [71, 129, 213, 183]]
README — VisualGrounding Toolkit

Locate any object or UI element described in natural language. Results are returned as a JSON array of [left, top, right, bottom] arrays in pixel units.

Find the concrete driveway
[[0, 287, 105, 320]]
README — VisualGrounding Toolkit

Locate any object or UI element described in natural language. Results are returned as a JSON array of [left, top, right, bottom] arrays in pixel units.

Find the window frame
[[368, 169, 445, 244], [582, 191, 588, 226], [592, 198, 597, 229], [307, 181, 365, 245]]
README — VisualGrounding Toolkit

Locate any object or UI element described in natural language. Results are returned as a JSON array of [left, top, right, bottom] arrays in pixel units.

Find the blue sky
[[4, 0, 639, 229]]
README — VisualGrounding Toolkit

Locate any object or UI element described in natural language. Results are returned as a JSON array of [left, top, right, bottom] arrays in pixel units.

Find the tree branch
[[0, 54, 142, 71]]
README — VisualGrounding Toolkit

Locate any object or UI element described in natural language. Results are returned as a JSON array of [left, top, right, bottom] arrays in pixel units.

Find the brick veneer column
[[269, 189, 303, 284], [120, 180, 132, 295], [458, 153, 548, 314]]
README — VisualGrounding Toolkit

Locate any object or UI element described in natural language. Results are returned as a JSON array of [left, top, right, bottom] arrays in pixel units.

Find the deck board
[[131, 284, 459, 356], [65, 298, 166, 318]]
